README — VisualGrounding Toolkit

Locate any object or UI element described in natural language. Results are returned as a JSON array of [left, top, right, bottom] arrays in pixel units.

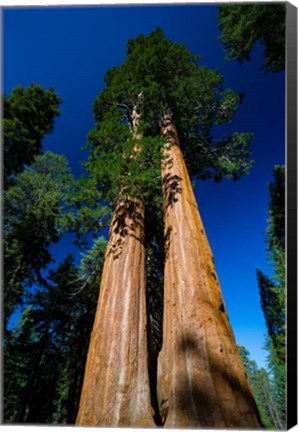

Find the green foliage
[[93, 28, 254, 183], [264, 337, 286, 429], [3, 83, 62, 184], [4, 151, 74, 324], [256, 165, 286, 428], [88, 106, 164, 204], [188, 132, 254, 182], [62, 173, 111, 247], [218, 4, 285, 72], [266, 166, 285, 283], [4, 257, 79, 423], [238, 346, 281, 429], [257, 271, 285, 361], [4, 305, 35, 422], [258, 165, 285, 363], [77, 236, 107, 291]]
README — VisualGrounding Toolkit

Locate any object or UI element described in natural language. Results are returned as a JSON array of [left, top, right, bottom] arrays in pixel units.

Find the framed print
[[1, 1, 297, 429]]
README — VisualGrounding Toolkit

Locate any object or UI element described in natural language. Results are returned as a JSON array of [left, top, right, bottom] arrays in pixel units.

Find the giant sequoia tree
[[76, 29, 261, 428]]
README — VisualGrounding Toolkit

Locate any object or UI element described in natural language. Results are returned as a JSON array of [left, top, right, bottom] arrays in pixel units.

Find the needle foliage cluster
[[218, 3, 285, 73], [257, 165, 286, 428]]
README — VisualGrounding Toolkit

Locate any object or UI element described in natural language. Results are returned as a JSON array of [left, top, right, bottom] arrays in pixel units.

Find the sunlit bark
[[157, 113, 262, 429]]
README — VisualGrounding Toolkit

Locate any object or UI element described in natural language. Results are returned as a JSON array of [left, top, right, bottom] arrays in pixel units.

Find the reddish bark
[[157, 114, 262, 428], [76, 196, 155, 426], [76, 103, 155, 426]]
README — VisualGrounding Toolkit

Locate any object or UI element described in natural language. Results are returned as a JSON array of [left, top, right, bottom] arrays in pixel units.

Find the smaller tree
[[3, 305, 35, 422], [238, 346, 281, 429], [257, 165, 286, 428], [218, 4, 285, 72], [3, 83, 62, 184], [4, 239, 106, 425], [4, 151, 74, 324]]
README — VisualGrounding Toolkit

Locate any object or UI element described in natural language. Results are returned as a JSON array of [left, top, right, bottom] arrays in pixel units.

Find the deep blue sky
[[3, 5, 285, 369]]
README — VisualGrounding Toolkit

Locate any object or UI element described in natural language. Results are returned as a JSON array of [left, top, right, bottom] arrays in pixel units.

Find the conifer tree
[[4, 151, 73, 326], [4, 240, 106, 424], [238, 346, 281, 429], [3, 83, 61, 185], [3, 84, 70, 326], [257, 165, 285, 428], [4, 256, 80, 423]]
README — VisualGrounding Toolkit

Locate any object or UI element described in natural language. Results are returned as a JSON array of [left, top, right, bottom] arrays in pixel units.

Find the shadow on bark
[[162, 172, 182, 264], [162, 173, 182, 209], [165, 332, 263, 428], [106, 196, 145, 260], [164, 225, 172, 263]]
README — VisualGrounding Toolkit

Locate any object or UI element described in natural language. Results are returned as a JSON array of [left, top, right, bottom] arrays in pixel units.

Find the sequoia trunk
[[76, 196, 154, 426], [157, 114, 262, 429], [76, 108, 154, 426]]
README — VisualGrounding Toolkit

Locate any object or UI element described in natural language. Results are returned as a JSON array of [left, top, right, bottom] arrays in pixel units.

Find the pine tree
[[49, 242, 106, 425], [3, 84, 70, 327], [4, 240, 106, 424], [4, 256, 79, 423], [257, 165, 286, 428], [76, 28, 261, 428], [3, 83, 61, 185], [238, 346, 281, 429], [3, 151, 73, 325], [4, 305, 35, 422]]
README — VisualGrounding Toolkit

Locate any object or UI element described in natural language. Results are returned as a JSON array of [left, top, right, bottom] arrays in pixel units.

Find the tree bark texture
[[76, 102, 155, 426], [76, 196, 155, 426], [157, 114, 262, 429]]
